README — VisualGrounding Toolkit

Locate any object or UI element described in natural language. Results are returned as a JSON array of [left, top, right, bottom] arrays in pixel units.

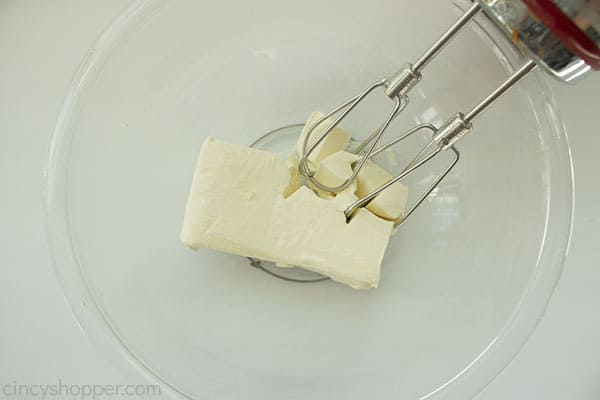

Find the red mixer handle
[[522, 0, 600, 69]]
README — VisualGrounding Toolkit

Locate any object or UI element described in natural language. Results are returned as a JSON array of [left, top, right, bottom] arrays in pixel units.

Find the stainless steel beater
[[297, 0, 599, 227]]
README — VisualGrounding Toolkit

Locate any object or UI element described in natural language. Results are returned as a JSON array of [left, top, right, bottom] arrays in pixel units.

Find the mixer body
[[478, 0, 600, 82]]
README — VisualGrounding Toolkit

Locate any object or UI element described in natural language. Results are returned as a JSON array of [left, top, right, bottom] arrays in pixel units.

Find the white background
[[1, 1, 598, 399]]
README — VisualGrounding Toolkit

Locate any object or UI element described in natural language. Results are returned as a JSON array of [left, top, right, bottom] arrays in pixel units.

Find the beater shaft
[[464, 60, 537, 123], [413, 3, 482, 71]]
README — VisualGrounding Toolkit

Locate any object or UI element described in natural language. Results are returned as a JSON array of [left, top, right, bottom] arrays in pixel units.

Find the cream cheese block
[[180, 137, 394, 289]]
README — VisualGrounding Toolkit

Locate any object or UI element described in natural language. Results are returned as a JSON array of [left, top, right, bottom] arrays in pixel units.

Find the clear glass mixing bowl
[[45, 0, 573, 399]]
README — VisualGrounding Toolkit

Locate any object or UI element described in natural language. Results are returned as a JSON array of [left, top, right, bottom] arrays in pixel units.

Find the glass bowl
[[45, 0, 573, 399]]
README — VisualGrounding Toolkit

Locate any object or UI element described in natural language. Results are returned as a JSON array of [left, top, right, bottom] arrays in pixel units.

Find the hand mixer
[[297, 0, 599, 228]]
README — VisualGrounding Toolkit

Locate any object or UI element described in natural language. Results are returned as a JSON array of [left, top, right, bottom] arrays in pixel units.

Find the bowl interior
[[47, 0, 572, 399]]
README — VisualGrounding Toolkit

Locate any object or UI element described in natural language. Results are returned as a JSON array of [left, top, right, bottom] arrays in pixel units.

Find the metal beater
[[297, 0, 599, 228]]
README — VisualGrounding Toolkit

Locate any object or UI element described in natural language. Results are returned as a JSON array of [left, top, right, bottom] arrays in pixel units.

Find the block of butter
[[180, 138, 394, 289]]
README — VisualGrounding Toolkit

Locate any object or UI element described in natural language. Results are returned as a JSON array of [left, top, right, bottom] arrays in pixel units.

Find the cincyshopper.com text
[[2, 380, 161, 399]]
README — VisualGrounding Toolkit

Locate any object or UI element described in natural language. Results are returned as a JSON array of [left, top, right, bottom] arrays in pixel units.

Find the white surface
[[0, 1, 598, 399]]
